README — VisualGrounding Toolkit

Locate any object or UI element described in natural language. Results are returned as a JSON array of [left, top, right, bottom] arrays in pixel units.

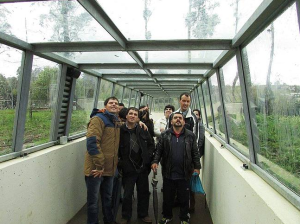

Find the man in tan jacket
[[85, 96, 120, 224]]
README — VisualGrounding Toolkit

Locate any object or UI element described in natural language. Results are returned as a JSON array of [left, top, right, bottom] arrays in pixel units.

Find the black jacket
[[118, 124, 155, 175], [152, 127, 201, 180]]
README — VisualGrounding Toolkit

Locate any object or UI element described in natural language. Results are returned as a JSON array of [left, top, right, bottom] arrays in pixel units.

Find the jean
[[85, 175, 114, 224]]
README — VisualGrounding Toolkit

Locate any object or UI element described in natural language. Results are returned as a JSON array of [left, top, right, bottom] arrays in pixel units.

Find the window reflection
[[202, 81, 213, 130], [69, 74, 97, 136], [243, 4, 300, 195], [0, 44, 23, 155], [221, 56, 249, 157], [24, 56, 59, 148], [198, 86, 207, 126], [209, 73, 225, 139]]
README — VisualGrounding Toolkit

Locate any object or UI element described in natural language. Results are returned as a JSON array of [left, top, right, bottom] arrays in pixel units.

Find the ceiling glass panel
[[95, 69, 146, 74], [54, 52, 135, 63], [151, 69, 207, 74], [0, 1, 114, 43], [98, 0, 261, 40], [138, 51, 222, 63]]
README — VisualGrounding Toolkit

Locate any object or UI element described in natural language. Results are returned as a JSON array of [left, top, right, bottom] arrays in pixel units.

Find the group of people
[[84, 92, 205, 224]]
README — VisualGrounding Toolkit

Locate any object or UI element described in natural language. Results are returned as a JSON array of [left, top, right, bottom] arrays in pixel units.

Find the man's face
[[164, 108, 173, 119], [118, 105, 124, 112], [179, 95, 191, 112], [194, 111, 200, 120], [105, 99, 119, 114], [126, 109, 139, 124], [171, 114, 185, 127]]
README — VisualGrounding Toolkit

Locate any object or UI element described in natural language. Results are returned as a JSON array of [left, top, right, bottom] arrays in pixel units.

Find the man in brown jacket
[[85, 96, 120, 224]]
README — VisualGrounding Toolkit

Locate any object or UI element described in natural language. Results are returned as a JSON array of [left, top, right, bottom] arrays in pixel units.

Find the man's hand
[[139, 121, 148, 131], [151, 163, 158, 172], [91, 169, 104, 178], [193, 169, 200, 174]]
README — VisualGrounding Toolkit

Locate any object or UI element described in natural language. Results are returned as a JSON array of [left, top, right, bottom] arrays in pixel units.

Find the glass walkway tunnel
[[0, 0, 300, 223]]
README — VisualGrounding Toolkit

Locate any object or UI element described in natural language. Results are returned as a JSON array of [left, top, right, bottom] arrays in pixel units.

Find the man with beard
[[151, 112, 201, 224]]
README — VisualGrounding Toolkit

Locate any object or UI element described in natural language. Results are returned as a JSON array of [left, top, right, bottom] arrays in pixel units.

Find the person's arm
[[191, 133, 201, 173], [198, 122, 205, 158], [151, 133, 164, 171], [86, 117, 105, 177]]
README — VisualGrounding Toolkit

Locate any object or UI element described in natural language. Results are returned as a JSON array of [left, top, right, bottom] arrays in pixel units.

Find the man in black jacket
[[152, 112, 201, 224], [119, 107, 155, 224]]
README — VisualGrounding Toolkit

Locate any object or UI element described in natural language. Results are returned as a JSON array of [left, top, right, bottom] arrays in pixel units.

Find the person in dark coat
[[152, 112, 201, 224], [139, 105, 155, 139], [118, 107, 155, 224]]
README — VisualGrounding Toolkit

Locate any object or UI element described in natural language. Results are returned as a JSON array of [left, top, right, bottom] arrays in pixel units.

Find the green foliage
[[69, 110, 89, 135], [185, 0, 220, 38]]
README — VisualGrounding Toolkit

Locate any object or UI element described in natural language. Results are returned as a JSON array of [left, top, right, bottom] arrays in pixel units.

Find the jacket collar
[[175, 108, 193, 118]]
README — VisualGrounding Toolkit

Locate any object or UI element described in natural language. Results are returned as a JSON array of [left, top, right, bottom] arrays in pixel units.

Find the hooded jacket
[[84, 108, 121, 177]]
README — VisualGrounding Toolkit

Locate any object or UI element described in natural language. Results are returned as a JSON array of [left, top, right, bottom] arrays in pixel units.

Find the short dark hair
[[139, 105, 147, 110], [193, 109, 201, 115], [119, 102, 125, 107], [119, 107, 128, 120], [126, 107, 139, 115], [104, 97, 119, 106], [179, 92, 191, 100], [164, 104, 175, 112], [172, 111, 184, 119]]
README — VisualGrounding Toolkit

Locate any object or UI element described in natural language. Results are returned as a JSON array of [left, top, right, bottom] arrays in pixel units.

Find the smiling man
[[84, 96, 120, 224], [152, 112, 200, 224], [118, 107, 155, 224]]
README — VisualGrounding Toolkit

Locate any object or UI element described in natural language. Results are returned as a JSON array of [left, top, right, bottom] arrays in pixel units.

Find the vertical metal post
[[111, 83, 115, 96], [134, 90, 138, 107], [207, 79, 216, 133], [236, 47, 258, 163], [12, 51, 33, 152], [216, 68, 230, 143], [93, 77, 101, 109], [196, 86, 201, 109], [200, 84, 208, 128], [128, 89, 132, 107], [121, 86, 125, 102], [296, 0, 300, 33]]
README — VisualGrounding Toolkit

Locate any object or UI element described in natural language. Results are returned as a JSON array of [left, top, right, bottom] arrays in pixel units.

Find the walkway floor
[[67, 166, 213, 224]]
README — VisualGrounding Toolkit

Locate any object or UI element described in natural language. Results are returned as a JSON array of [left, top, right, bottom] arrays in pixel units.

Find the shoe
[[119, 218, 128, 224], [158, 217, 172, 224], [180, 221, 190, 224], [141, 216, 152, 223]]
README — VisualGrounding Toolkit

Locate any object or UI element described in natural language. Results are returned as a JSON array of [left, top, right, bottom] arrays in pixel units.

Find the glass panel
[[0, 1, 114, 42], [221, 56, 249, 156], [209, 74, 225, 139], [122, 88, 130, 107], [99, 0, 238, 40], [138, 51, 223, 63], [151, 69, 207, 74], [130, 90, 136, 107], [55, 52, 135, 64], [198, 86, 207, 126], [202, 81, 213, 130], [242, 4, 300, 195], [96, 69, 146, 74], [69, 74, 97, 136], [98, 79, 113, 109], [24, 56, 59, 149], [0, 44, 23, 155], [113, 84, 123, 101]]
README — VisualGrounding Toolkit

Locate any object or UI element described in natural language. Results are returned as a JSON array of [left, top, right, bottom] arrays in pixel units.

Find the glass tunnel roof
[[0, 0, 266, 97]]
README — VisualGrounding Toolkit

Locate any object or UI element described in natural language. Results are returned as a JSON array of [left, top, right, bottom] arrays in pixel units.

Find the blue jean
[[85, 175, 114, 224]]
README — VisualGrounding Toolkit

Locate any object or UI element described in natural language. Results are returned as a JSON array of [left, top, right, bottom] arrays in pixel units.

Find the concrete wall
[[0, 138, 86, 224], [203, 132, 300, 224]]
